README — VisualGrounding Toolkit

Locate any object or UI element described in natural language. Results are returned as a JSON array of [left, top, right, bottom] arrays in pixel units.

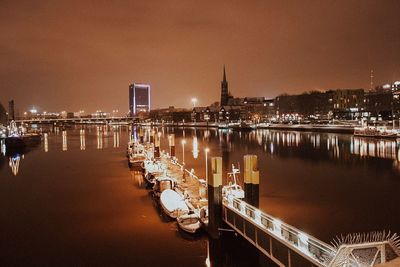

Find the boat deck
[[157, 154, 207, 212]]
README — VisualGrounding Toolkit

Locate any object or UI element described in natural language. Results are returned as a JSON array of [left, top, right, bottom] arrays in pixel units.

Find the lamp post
[[191, 97, 198, 108], [205, 148, 209, 184], [181, 139, 186, 165]]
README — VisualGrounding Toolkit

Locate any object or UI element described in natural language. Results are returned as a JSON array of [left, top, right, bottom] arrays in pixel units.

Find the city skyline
[[1, 0, 400, 113], [1, 2, 400, 266]]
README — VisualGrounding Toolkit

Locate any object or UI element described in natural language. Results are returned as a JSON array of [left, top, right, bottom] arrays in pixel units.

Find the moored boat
[[222, 164, 245, 199], [4, 121, 26, 149], [177, 213, 201, 234], [153, 176, 176, 197], [218, 123, 229, 129], [128, 142, 146, 170], [159, 189, 189, 218], [5, 136, 25, 148], [143, 159, 164, 184], [354, 126, 398, 139], [21, 133, 42, 145], [198, 206, 209, 227], [230, 121, 253, 131]]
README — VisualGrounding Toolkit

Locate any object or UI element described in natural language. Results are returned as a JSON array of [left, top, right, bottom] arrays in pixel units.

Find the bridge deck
[[222, 197, 336, 267]]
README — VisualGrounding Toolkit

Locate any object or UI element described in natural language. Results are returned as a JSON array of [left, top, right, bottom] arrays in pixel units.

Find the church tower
[[220, 65, 229, 106]]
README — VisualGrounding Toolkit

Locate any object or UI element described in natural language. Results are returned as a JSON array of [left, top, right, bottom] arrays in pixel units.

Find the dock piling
[[139, 128, 144, 143], [150, 130, 155, 143], [243, 155, 260, 208], [168, 134, 175, 157], [154, 133, 160, 158], [208, 156, 223, 239]]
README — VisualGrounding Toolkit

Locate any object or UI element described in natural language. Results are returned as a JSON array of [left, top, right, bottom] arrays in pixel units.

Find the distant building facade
[[0, 103, 7, 125], [191, 106, 241, 122], [332, 88, 365, 119], [365, 88, 393, 119], [129, 83, 151, 115], [276, 91, 333, 121], [149, 106, 191, 122]]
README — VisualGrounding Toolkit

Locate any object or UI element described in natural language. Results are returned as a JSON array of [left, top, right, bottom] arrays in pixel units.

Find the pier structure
[[135, 132, 400, 267]]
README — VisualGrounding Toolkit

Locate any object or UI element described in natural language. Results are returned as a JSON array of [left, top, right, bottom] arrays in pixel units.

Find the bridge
[[15, 116, 136, 124]]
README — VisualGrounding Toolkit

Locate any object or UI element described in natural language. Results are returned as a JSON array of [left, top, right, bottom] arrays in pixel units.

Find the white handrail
[[224, 197, 336, 266]]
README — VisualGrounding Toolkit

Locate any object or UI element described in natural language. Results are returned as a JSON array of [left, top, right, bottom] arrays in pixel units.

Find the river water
[[0, 125, 399, 266]]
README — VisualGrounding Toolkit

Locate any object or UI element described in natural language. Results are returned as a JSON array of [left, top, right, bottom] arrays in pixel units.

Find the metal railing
[[223, 196, 337, 266]]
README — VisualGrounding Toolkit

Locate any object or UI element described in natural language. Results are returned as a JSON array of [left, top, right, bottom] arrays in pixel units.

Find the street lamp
[[205, 147, 209, 184], [191, 98, 198, 108], [181, 139, 186, 165]]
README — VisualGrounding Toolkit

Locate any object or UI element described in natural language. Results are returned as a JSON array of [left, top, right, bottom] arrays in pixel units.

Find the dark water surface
[[1, 125, 399, 266], [156, 127, 400, 242]]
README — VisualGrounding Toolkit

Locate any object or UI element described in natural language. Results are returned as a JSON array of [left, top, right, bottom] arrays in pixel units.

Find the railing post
[[244, 155, 260, 207], [207, 156, 223, 239]]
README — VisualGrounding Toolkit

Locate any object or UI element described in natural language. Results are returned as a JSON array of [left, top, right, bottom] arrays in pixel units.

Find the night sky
[[1, 0, 399, 113]]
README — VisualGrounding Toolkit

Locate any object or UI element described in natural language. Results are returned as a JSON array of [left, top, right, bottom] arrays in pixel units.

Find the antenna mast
[[370, 69, 374, 91]]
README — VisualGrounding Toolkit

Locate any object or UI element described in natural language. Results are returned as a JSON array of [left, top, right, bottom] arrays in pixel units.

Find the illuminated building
[[0, 103, 7, 125], [332, 89, 364, 119], [129, 83, 151, 115], [149, 106, 191, 122]]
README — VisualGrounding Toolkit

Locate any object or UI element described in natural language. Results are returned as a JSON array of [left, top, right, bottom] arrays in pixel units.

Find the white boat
[[222, 164, 245, 199], [128, 142, 147, 169], [143, 160, 164, 184], [218, 123, 229, 129], [230, 121, 253, 131], [126, 140, 135, 157], [160, 189, 189, 218], [177, 213, 201, 234], [153, 176, 176, 197], [354, 126, 398, 139]]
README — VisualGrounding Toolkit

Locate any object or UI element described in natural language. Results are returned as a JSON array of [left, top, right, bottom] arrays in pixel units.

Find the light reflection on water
[[140, 127, 400, 243], [80, 129, 85, 150], [136, 127, 400, 169], [1, 125, 123, 177]]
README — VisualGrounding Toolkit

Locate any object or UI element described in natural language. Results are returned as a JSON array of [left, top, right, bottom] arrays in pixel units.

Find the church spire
[[220, 65, 229, 106], [223, 65, 227, 82]]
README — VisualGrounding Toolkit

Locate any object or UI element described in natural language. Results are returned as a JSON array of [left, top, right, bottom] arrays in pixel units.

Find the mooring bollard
[[168, 134, 175, 157], [243, 155, 260, 208], [150, 129, 155, 143], [207, 156, 223, 239], [154, 133, 160, 158], [139, 127, 144, 143]]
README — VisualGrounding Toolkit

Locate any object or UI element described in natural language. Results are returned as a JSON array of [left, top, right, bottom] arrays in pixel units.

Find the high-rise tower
[[129, 83, 151, 116], [220, 65, 229, 106]]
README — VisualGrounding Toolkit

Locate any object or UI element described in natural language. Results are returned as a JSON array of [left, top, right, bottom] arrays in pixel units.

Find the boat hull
[[160, 189, 189, 219], [177, 214, 201, 234], [354, 133, 398, 139], [5, 137, 25, 148]]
